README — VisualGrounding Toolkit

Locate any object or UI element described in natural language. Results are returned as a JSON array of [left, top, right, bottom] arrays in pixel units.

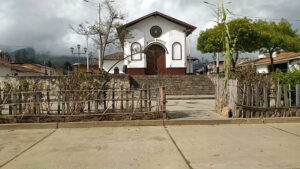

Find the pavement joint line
[[265, 124, 300, 138], [0, 129, 57, 168], [163, 120, 193, 169]]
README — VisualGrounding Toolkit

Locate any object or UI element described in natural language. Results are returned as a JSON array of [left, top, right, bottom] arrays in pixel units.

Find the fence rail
[[0, 85, 167, 123]]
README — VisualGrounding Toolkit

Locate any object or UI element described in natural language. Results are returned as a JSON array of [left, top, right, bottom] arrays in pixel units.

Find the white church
[[121, 11, 197, 75]]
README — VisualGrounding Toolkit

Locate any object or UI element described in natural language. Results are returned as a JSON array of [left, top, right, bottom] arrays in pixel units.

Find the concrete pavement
[[167, 99, 225, 120], [1, 123, 300, 169]]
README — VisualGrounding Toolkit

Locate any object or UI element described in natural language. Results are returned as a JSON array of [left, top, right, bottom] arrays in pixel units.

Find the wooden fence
[[213, 76, 300, 118], [0, 85, 167, 123], [236, 84, 300, 118]]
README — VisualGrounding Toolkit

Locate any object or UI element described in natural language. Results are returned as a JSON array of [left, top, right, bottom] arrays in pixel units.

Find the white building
[[122, 11, 197, 75], [242, 52, 300, 73], [255, 52, 300, 73]]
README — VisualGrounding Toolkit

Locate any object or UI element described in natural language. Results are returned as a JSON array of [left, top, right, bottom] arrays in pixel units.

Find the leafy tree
[[227, 17, 260, 67], [46, 60, 53, 67], [255, 19, 300, 72], [63, 61, 73, 73], [197, 17, 260, 68]]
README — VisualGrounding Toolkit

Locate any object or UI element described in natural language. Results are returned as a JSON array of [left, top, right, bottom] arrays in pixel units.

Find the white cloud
[[0, 0, 299, 57]]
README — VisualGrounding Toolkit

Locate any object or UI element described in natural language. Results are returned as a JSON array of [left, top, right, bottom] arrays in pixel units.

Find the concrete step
[[130, 75, 215, 95]]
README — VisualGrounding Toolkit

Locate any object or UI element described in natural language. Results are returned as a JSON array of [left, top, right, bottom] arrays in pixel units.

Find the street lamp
[[70, 44, 87, 71]]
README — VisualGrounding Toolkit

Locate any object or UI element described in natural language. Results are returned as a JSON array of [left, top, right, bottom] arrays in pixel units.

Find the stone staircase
[[129, 75, 215, 95]]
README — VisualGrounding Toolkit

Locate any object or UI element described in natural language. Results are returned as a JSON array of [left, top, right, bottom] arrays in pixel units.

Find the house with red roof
[[241, 52, 300, 73]]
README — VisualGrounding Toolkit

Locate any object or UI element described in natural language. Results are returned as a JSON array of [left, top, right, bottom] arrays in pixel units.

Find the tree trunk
[[232, 50, 239, 69]]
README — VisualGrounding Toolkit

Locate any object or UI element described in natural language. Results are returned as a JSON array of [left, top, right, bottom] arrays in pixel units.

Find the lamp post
[[70, 44, 87, 71]]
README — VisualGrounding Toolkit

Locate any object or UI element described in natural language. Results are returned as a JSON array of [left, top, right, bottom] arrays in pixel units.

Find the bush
[[271, 68, 300, 89]]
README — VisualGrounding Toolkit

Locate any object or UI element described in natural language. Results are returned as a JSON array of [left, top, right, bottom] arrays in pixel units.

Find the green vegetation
[[271, 68, 300, 88], [256, 19, 300, 72], [197, 17, 260, 68], [197, 14, 300, 73]]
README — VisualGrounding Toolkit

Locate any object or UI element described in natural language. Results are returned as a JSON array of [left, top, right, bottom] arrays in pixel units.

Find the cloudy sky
[[0, 0, 300, 59]]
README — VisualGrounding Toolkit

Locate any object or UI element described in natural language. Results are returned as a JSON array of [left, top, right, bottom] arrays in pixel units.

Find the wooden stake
[[112, 79, 115, 112], [276, 85, 281, 108], [296, 84, 300, 117], [148, 85, 151, 112], [131, 90, 134, 113], [120, 85, 124, 110], [125, 90, 129, 111], [283, 85, 289, 108], [144, 85, 147, 111], [139, 86, 143, 111], [47, 84, 50, 114], [12, 87, 17, 115]]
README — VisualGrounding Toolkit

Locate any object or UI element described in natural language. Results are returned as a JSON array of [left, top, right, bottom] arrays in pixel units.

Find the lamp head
[[70, 47, 74, 53]]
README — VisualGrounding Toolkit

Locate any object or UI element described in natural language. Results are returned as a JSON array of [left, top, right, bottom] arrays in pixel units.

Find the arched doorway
[[146, 45, 166, 75]]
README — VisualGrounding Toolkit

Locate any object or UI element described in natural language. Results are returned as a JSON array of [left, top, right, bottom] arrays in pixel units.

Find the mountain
[[7, 47, 87, 67]]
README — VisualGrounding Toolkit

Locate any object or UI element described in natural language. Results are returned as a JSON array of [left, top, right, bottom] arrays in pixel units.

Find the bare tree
[[71, 0, 128, 72]]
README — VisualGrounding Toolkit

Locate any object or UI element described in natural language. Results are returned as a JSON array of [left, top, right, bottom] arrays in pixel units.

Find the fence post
[[144, 85, 147, 111], [156, 86, 160, 113], [12, 87, 17, 115], [125, 89, 129, 111], [62, 89, 65, 115], [8, 88, 12, 115], [289, 84, 292, 107], [276, 85, 282, 108], [148, 85, 151, 112], [87, 89, 91, 114], [103, 91, 107, 110], [57, 90, 61, 115], [18, 86, 22, 114], [254, 85, 259, 117], [160, 86, 167, 119], [263, 87, 268, 117], [47, 84, 50, 114], [246, 86, 251, 118], [94, 90, 99, 113], [283, 85, 289, 108], [140, 86, 143, 111], [131, 90, 134, 113], [112, 79, 115, 112], [120, 85, 124, 111], [296, 84, 300, 117], [36, 91, 41, 114]]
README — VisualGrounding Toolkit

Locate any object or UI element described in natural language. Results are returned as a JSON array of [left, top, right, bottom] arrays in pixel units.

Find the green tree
[[227, 17, 260, 67], [197, 17, 260, 68], [63, 61, 73, 73], [46, 60, 53, 67], [255, 19, 300, 72]]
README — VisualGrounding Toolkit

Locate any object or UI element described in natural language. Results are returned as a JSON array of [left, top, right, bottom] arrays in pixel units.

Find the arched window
[[172, 42, 182, 60], [131, 42, 142, 61]]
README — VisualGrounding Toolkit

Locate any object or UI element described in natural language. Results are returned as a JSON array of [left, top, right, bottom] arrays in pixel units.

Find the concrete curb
[[0, 118, 300, 130], [0, 123, 57, 130], [167, 96, 215, 100]]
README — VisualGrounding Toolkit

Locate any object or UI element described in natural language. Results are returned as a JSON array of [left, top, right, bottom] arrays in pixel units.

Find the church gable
[[123, 11, 196, 75]]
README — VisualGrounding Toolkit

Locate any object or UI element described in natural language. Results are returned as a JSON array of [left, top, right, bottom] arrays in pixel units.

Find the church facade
[[123, 11, 196, 75]]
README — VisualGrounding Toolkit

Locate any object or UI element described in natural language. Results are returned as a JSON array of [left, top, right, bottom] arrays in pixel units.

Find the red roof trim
[[123, 11, 197, 35]]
